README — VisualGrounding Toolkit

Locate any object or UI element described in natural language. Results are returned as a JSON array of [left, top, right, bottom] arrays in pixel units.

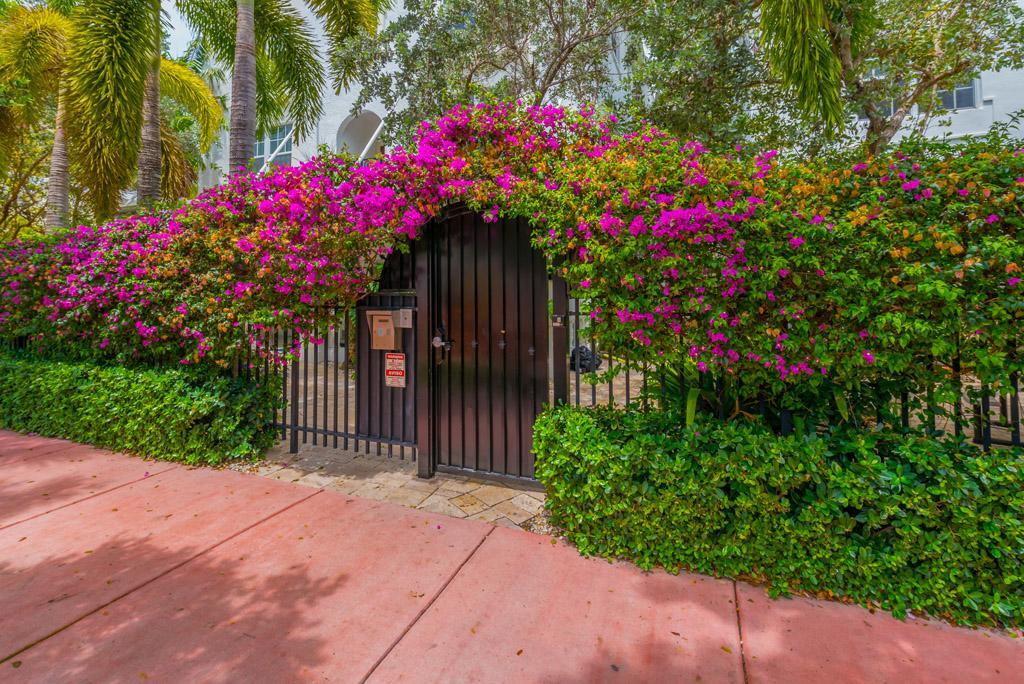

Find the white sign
[[385, 352, 406, 388]]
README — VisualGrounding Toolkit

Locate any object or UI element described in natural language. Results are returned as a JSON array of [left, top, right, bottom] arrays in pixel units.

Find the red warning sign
[[385, 352, 406, 388]]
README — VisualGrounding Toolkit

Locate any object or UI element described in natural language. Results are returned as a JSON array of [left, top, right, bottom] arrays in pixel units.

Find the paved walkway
[[235, 442, 549, 532], [1, 431, 1021, 683]]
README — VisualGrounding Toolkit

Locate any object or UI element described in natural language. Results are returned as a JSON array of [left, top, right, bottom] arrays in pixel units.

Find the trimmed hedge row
[[534, 405, 1024, 628], [0, 350, 278, 464]]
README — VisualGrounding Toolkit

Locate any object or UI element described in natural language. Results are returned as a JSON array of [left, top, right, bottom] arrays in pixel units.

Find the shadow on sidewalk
[[2, 535, 345, 681]]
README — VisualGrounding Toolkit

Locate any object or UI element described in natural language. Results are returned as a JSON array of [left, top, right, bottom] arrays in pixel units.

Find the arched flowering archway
[[2, 103, 1021, 401]]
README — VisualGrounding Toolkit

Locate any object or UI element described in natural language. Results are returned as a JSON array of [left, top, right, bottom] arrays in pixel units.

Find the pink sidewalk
[[0, 430, 1020, 682]]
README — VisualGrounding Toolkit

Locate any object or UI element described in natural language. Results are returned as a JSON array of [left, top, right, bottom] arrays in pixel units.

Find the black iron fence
[[264, 294, 418, 461], [3, 293, 1020, 458], [559, 297, 1022, 452]]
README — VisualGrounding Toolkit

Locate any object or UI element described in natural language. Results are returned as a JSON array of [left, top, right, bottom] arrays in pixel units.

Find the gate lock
[[432, 326, 452, 363]]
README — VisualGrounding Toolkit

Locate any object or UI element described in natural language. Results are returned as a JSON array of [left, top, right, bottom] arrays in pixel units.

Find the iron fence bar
[[981, 388, 992, 451], [333, 322, 339, 449], [279, 330, 287, 440], [301, 336, 309, 444], [312, 325, 319, 445], [607, 352, 614, 406], [572, 300, 580, 406], [289, 334, 300, 453], [926, 358, 936, 434], [344, 314, 352, 451], [625, 355, 631, 406], [1012, 369, 1021, 448], [953, 350, 963, 438], [900, 390, 909, 433], [780, 408, 792, 436]]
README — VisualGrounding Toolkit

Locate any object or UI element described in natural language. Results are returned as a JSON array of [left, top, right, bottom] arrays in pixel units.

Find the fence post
[[289, 339, 300, 454]]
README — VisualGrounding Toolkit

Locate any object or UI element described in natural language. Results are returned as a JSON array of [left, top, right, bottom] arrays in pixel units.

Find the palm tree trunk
[[136, 0, 162, 210], [229, 0, 257, 172], [43, 88, 70, 231]]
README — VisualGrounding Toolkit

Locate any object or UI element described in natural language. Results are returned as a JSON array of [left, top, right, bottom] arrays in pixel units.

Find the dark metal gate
[[418, 210, 550, 480]]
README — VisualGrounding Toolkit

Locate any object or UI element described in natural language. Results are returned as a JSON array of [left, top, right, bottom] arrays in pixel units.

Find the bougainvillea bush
[[1, 103, 1022, 423]]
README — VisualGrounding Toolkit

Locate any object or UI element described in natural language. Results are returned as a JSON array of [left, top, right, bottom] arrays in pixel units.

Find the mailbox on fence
[[366, 310, 399, 350], [365, 309, 414, 351], [354, 295, 418, 448]]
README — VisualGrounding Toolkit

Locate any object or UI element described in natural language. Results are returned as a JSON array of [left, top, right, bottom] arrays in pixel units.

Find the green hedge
[[0, 350, 278, 464], [534, 405, 1024, 628]]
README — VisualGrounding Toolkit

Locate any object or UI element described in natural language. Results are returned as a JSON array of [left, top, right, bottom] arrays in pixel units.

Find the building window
[[251, 124, 293, 170], [938, 81, 976, 111]]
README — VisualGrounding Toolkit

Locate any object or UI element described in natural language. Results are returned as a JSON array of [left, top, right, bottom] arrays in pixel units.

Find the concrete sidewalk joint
[[359, 526, 497, 684], [0, 489, 323, 666], [0, 464, 178, 532]]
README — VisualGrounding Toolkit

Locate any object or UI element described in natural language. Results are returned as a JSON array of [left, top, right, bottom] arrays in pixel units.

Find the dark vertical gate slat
[[518, 218, 533, 477], [552, 277, 569, 405], [453, 213, 467, 468], [506, 215, 523, 476], [475, 214, 492, 472], [489, 218, 506, 475], [440, 223, 452, 467], [416, 231, 434, 477], [462, 213, 477, 470], [526, 224, 548, 477]]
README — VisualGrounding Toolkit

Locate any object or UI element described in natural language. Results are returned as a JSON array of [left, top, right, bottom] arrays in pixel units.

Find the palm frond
[[254, 0, 325, 140], [0, 6, 72, 173], [175, 0, 236, 64], [306, 0, 388, 91], [177, 0, 326, 139], [0, 6, 72, 83], [759, 0, 845, 133], [159, 58, 223, 151], [65, 0, 155, 218], [254, 52, 286, 138], [160, 116, 197, 200]]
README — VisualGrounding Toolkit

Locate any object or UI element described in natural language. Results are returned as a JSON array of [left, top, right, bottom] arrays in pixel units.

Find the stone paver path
[[234, 441, 548, 532], [2, 430, 1022, 683]]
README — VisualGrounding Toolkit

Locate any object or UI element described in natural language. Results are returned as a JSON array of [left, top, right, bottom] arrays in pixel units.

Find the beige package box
[[367, 311, 400, 350]]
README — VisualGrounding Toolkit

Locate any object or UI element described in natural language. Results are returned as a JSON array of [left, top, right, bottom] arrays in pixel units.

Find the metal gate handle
[[497, 329, 507, 350], [432, 326, 451, 364]]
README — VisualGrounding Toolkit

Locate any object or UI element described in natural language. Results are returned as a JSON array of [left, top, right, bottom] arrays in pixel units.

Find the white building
[[859, 71, 1024, 143]]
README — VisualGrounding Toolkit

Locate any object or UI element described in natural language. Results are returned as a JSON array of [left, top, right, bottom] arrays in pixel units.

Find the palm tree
[[137, 0, 164, 209], [0, 5, 74, 229], [0, 1, 223, 223], [179, 0, 386, 172]]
